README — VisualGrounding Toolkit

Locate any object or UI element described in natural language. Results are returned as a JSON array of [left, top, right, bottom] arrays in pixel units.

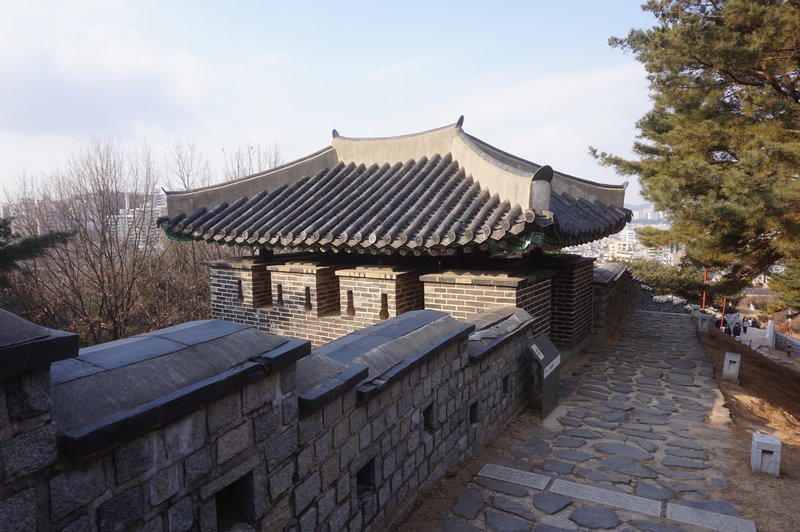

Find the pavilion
[[159, 118, 631, 351]]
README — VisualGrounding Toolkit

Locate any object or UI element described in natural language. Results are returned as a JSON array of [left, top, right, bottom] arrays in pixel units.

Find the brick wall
[[336, 267, 424, 321], [207, 255, 602, 352], [515, 273, 553, 340], [533, 255, 595, 350], [208, 260, 427, 347], [268, 262, 341, 317], [420, 269, 552, 339]]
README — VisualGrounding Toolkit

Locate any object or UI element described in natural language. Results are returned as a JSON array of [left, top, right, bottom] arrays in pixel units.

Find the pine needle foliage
[[769, 260, 800, 313], [0, 218, 72, 287], [593, 0, 800, 281]]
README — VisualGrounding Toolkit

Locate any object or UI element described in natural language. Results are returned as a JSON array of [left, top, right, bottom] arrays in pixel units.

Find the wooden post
[[701, 267, 708, 311], [720, 294, 728, 331]]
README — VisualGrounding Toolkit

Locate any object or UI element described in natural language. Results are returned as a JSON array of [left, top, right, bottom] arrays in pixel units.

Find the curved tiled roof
[[549, 193, 631, 247], [159, 120, 630, 254]]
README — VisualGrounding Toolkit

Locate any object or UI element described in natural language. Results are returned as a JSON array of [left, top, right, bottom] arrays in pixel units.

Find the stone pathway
[[439, 311, 758, 532]]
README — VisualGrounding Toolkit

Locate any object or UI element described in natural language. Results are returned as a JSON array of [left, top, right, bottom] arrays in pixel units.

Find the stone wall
[[772, 332, 800, 354], [592, 263, 638, 344], [289, 309, 539, 531], [0, 307, 542, 532], [592, 263, 690, 344], [1, 364, 62, 531], [45, 367, 297, 532], [0, 313, 79, 531]]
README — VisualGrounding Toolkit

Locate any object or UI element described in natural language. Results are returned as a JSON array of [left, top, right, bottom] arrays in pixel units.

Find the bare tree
[[1, 138, 280, 345], [222, 141, 283, 182], [162, 139, 239, 309], [165, 139, 212, 191], [0, 141, 214, 344]]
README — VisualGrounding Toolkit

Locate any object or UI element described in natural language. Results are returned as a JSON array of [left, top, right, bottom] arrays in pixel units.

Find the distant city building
[[564, 219, 682, 266], [628, 203, 667, 223], [4, 189, 168, 251]]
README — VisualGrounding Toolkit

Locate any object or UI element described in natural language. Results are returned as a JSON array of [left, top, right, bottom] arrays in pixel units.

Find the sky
[[0, 1, 656, 204]]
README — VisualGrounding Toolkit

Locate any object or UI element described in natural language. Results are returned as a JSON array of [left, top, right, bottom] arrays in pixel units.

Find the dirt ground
[[393, 326, 800, 532], [699, 328, 800, 531]]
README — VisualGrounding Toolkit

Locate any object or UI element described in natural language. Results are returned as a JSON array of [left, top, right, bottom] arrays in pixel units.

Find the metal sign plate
[[543, 354, 561, 379], [530, 334, 562, 419], [531, 344, 545, 361]]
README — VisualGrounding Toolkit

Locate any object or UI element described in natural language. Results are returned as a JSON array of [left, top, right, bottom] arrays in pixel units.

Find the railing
[[774, 331, 800, 356]]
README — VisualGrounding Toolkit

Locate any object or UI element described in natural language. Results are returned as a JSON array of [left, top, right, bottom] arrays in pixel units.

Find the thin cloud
[[0, 23, 208, 137], [444, 63, 651, 199], [365, 53, 446, 81]]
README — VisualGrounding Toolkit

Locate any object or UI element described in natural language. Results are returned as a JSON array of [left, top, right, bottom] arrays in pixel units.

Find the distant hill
[[625, 202, 653, 211]]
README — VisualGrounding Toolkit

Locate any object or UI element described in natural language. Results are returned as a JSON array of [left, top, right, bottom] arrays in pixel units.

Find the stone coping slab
[[298, 364, 369, 413], [357, 319, 474, 402], [267, 261, 338, 274], [52, 320, 309, 458], [0, 308, 79, 377], [593, 262, 628, 285], [335, 266, 417, 279], [419, 268, 550, 287], [476, 464, 551, 490], [59, 360, 263, 458], [666, 503, 757, 532], [296, 310, 473, 408], [200, 252, 311, 270], [549, 479, 661, 517], [467, 308, 535, 362], [463, 306, 520, 331]]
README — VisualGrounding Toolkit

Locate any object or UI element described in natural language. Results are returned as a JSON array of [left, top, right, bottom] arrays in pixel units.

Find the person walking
[[742, 318, 749, 335], [733, 322, 742, 341]]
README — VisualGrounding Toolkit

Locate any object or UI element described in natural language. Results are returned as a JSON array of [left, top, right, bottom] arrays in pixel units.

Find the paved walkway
[[437, 311, 757, 532]]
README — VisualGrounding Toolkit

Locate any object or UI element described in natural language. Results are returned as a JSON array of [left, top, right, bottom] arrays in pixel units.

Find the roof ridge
[[331, 119, 462, 143]]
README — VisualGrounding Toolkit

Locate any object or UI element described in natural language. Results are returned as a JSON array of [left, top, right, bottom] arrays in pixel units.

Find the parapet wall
[[592, 263, 690, 344], [206, 253, 595, 352], [207, 259, 431, 346], [0, 307, 541, 532], [289, 308, 538, 530], [592, 263, 638, 343]]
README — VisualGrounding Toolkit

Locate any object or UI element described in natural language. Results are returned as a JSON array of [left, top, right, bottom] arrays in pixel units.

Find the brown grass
[[699, 329, 800, 531]]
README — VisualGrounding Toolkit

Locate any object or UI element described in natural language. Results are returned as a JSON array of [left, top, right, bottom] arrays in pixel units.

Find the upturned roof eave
[[165, 146, 339, 218], [159, 119, 631, 254]]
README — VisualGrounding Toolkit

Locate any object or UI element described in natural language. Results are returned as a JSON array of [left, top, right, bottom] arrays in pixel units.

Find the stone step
[[472, 463, 756, 532]]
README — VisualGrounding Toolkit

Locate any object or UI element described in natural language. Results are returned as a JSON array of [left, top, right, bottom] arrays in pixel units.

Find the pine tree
[[0, 218, 72, 287], [769, 261, 800, 314], [593, 0, 800, 281]]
